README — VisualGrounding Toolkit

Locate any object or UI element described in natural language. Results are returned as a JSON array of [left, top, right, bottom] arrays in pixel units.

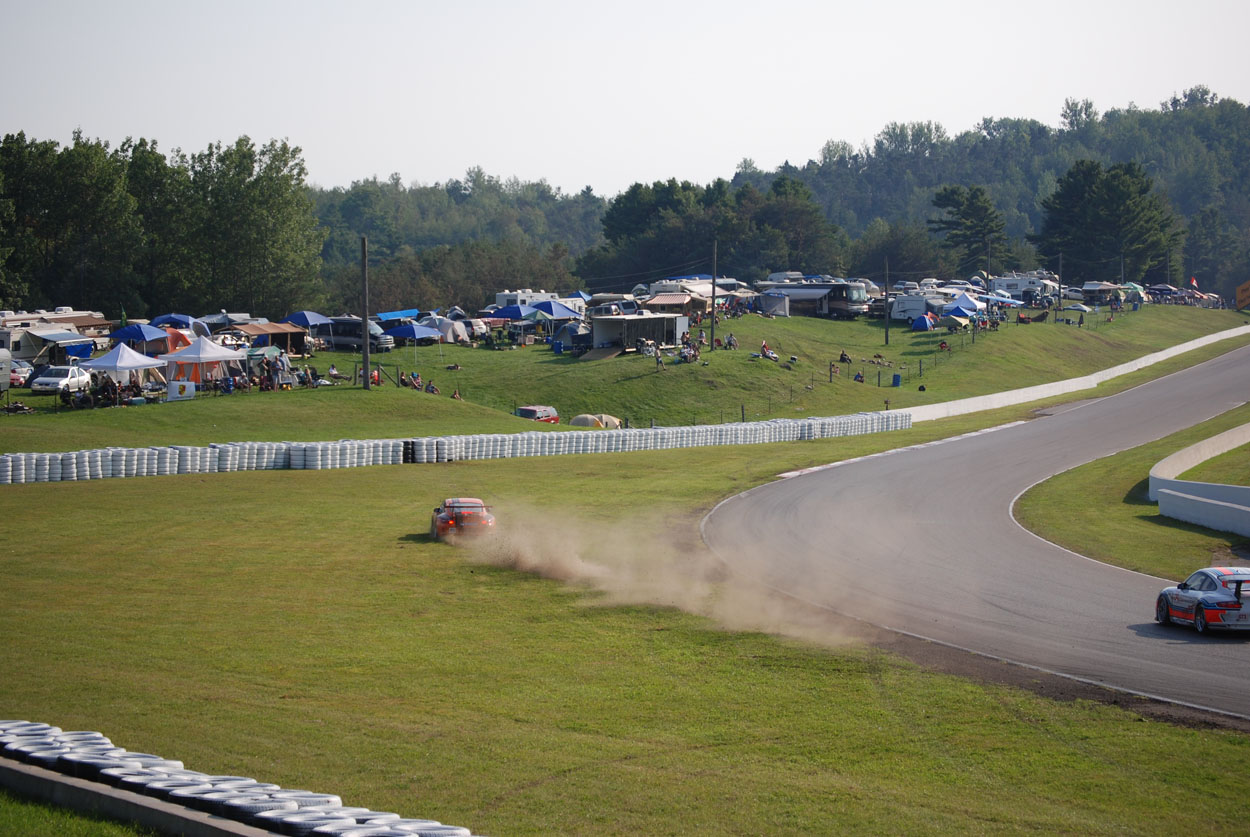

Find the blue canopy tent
[[150, 313, 211, 337], [384, 324, 443, 343], [151, 313, 195, 328], [491, 304, 538, 320], [531, 300, 582, 320], [943, 305, 974, 319], [281, 310, 333, 328], [911, 315, 933, 331]]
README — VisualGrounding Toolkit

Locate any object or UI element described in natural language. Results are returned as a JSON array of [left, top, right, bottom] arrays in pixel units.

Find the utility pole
[[884, 256, 890, 346], [710, 239, 717, 351], [361, 236, 371, 390]]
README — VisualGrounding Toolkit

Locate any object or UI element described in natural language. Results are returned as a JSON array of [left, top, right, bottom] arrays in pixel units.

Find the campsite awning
[[646, 293, 693, 306], [30, 329, 93, 345], [230, 322, 308, 338]]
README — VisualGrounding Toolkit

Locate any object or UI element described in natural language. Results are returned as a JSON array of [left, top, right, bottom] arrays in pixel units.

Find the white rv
[[988, 271, 1060, 302]]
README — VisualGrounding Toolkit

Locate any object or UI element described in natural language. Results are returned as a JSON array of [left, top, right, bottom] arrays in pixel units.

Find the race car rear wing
[[1221, 577, 1249, 600]]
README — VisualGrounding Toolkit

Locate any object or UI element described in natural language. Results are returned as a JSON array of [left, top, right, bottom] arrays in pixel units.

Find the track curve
[[704, 344, 1250, 718]]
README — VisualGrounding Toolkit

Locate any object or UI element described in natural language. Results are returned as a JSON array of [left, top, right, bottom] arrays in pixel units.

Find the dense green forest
[[1, 86, 1246, 319]]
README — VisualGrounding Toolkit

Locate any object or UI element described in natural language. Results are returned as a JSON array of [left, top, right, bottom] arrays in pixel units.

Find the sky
[[4, 0, 1249, 198]]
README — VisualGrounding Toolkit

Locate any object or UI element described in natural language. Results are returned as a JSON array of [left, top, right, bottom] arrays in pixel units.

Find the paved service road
[[704, 344, 1250, 718]]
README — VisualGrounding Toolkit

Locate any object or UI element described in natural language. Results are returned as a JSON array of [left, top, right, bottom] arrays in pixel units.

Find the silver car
[[29, 365, 92, 395]]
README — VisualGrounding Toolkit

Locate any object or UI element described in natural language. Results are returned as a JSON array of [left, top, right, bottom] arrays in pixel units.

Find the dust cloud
[[461, 501, 867, 649]]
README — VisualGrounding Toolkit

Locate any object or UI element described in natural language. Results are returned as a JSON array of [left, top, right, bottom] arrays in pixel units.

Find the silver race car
[[1156, 567, 1250, 633]]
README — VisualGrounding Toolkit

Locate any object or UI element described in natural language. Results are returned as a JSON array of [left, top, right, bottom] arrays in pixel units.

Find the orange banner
[[1237, 280, 1250, 311]]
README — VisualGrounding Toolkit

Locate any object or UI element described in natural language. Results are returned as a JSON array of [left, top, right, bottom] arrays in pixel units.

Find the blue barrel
[[892, 374, 902, 387], [552, 341, 564, 355]]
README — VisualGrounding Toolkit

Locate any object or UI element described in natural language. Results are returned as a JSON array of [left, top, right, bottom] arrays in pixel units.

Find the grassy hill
[[3, 305, 1246, 454]]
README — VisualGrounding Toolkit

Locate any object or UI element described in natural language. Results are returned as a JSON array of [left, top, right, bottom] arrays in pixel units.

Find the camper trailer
[[988, 271, 1060, 303], [888, 294, 945, 321]]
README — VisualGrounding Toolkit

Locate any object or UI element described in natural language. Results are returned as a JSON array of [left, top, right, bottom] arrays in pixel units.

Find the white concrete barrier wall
[[1157, 488, 1250, 539], [1147, 421, 1250, 535], [1148, 422, 1250, 500]]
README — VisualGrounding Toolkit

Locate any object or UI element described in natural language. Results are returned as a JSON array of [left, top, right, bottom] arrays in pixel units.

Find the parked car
[[515, 405, 559, 423], [8, 359, 33, 387], [1063, 287, 1084, 300], [430, 497, 496, 541], [29, 365, 92, 395], [1156, 566, 1250, 633]]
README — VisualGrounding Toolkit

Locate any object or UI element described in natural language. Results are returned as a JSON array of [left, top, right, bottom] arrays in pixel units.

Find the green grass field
[[1179, 442, 1250, 486], [3, 306, 1250, 835]]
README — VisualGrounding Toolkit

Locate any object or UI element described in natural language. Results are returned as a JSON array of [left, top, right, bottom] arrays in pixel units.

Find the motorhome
[[310, 317, 395, 352]]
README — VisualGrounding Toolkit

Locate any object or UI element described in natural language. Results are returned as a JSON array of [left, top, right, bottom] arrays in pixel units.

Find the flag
[[1190, 277, 1199, 288]]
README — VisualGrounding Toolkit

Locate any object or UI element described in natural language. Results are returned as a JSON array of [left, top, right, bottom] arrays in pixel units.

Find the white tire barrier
[[0, 720, 481, 836], [0, 411, 910, 485]]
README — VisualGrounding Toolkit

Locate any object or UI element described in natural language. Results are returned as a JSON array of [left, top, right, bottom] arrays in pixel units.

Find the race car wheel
[[1193, 605, 1208, 634], [1155, 596, 1171, 625]]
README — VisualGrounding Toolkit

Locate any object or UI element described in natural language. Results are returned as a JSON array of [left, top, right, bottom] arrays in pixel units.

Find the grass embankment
[[4, 307, 1250, 834], [2, 305, 1246, 455]]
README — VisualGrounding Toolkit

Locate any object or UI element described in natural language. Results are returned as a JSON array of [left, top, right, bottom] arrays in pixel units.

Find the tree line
[[1, 86, 1246, 318]]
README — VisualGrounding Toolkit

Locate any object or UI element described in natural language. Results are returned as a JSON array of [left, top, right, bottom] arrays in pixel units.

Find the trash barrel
[[552, 341, 563, 355], [892, 374, 902, 387], [1131, 302, 1140, 311]]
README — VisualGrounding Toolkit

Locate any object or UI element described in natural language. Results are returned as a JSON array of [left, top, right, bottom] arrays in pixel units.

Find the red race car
[[430, 497, 496, 541]]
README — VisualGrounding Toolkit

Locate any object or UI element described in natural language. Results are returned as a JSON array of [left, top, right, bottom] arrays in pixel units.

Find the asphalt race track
[[704, 344, 1250, 718]]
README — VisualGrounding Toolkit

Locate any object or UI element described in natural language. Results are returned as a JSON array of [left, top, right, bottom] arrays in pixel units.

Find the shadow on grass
[[398, 532, 437, 544]]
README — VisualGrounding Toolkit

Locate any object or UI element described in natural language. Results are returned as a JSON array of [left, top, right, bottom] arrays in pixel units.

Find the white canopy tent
[[79, 342, 167, 384], [157, 335, 247, 383], [950, 292, 986, 311]]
